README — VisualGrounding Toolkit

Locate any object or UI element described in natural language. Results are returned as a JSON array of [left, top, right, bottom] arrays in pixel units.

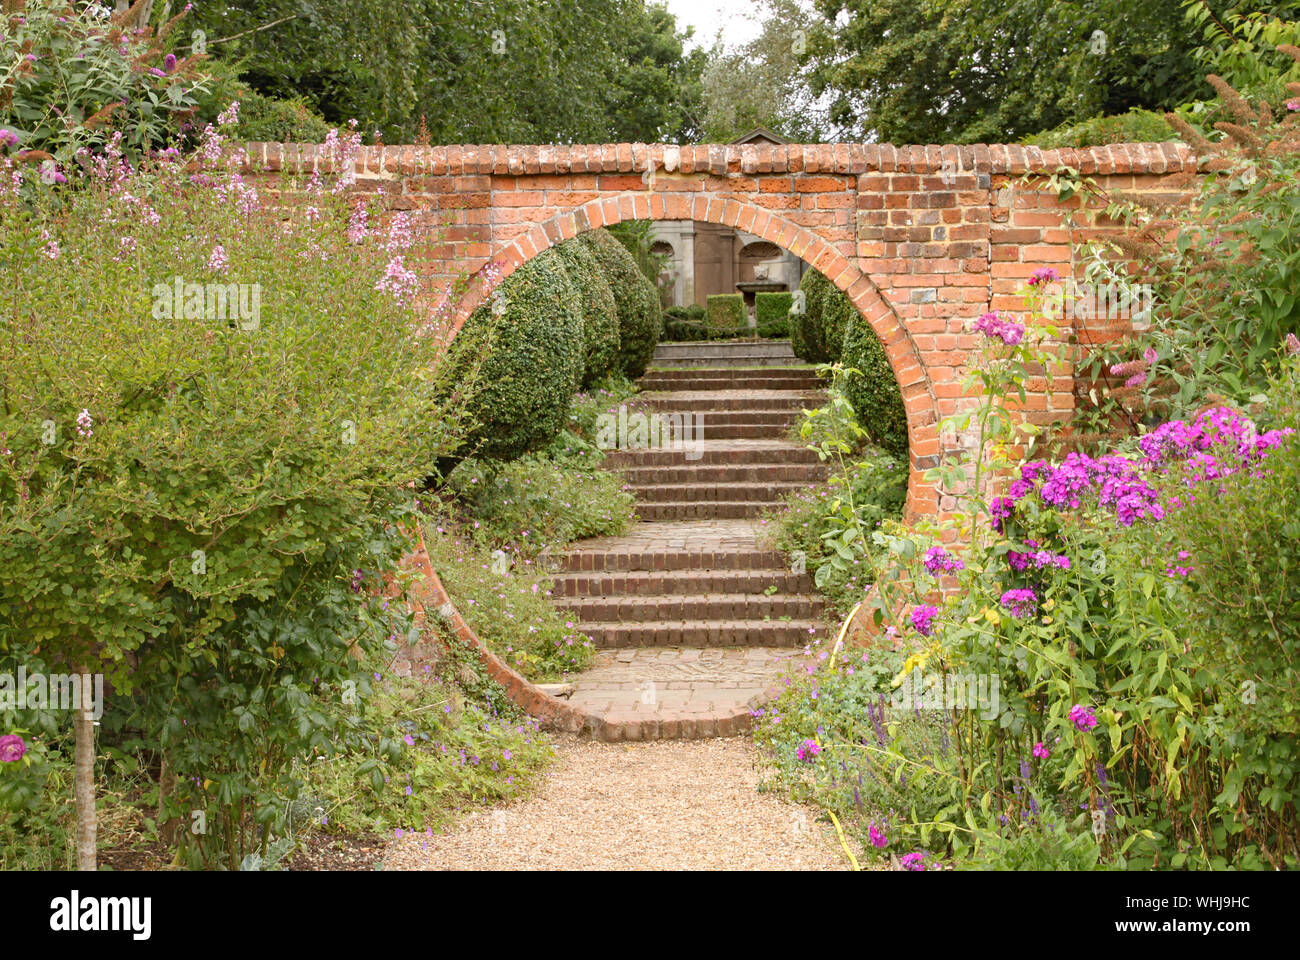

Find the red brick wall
[[243, 140, 1198, 520]]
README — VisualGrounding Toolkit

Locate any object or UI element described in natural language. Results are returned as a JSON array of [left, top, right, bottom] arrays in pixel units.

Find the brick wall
[[243, 140, 1199, 520]]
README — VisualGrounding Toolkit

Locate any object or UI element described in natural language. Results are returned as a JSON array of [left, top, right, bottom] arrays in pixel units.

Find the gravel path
[[383, 736, 851, 871]]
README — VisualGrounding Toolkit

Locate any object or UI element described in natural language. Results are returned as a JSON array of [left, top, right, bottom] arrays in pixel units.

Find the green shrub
[[581, 229, 662, 378], [706, 293, 746, 333], [452, 249, 584, 464], [229, 91, 334, 143], [304, 645, 552, 837], [841, 312, 909, 459], [423, 527, 597, 680], [0, 123, 468, 868], [0, 1, 211, 169], [1021, 108, 1176, 148], [554, 240, 620, 386], [819, 284, 852, 363], [792, 268, 835, 362], [755, 291, 793, 338]]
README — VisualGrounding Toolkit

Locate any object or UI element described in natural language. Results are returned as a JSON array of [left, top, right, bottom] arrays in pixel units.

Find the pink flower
[[1069, 704, 1098, 731], [76, 409, 93, 438], [1032, 741, 1050, 759], [0, 734, 26, 762], [208, 244, 228, 273], [868, 823, 888, 848], [1028, 267, 1060, 286], [796, 738, 820, 762]]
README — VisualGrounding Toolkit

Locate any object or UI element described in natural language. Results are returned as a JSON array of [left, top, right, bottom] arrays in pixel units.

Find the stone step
[[603, 440, 822, 468], [641, 391, 823, 412], [558, 593, 825, 623], [616, 462, 829, 484], [639, 371, 823, 392], [629, 481, 809, 503], [650, 355, 802, 368], [554, 568, 815, 597], [650, 410, 803, 426], [654, 340, 796, 359], [634, 501, 778, 520], [579, 619, 825, 648]]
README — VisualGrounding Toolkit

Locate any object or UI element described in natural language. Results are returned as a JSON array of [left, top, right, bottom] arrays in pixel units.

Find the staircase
[[549, 339, 832, 739]]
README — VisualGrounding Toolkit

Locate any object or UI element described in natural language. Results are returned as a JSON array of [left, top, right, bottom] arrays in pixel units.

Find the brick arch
[[444, 193, 942, 517]]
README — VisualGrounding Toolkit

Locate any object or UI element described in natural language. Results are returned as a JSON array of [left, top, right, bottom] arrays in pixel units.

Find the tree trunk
[[74, 693, 97, 871]]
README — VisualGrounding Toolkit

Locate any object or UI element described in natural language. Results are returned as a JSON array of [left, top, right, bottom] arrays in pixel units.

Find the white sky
[[661, 0, 766, 52]]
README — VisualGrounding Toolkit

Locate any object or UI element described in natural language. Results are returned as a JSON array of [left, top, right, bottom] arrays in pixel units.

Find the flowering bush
[[0, 1, 210, 170], [0, 109, 477, 868]]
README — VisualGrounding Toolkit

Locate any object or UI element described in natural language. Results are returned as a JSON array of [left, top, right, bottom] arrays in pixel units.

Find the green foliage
[[422, 529, 597, 681], [0, 1, 211, 168], [701, 0, 833, 141], [0, 127, 470, 869], [807, 0, 1225, 144], [188, 0, 706, 144], [303, 648, 553, 838], [792, 268, 836, 362], [607, 219, 669, 286], [841, 312, 909, 459], [959, 819, 1109, 871], [767, 367, 907, 615], [706, 294, 746, 332], [227, 90, 333, 142], [554, 240, 620, 387], [452, 249, 585, 464], [755, 291, 793, 338], [581, 229, 663, 379], [1022, 108, 1177, 148]]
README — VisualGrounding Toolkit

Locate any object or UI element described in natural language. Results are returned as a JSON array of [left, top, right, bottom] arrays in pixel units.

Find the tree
[[186, 0, 705, 143], [805, 0, 1300, 144], [700, 0, 835, 141]]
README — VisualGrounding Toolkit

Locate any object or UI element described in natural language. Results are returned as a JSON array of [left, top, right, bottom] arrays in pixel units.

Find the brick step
[[642, 391, 822, 413], [617, 462, 829, 484], [650, 356, 801, 368], [604, 442, 822, 468], [579, 619, 825, 648], [607, 419, 796, 441], [641, 365, 819, 380], [629, 481, 809, 503], [634, 501, 779, 520], [654, 340, 796, 360], [646, 410, 803, 426], [556, 546, 787, 573], [639, 374, 823, 392], [554, 568, 815, 597], [558, 593, 824, 622]]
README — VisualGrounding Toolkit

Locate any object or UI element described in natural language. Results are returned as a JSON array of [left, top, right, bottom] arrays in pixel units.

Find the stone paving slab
[[567, 646, 811, 718]]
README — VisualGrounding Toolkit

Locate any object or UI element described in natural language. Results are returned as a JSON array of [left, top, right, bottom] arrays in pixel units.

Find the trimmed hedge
[[707, 293, 746, 332], [841, 309, 909, 459], [755, 291, 793, 338], [792, 268, 838, 362], [581, 228, 662, 378], [554, 239, 620, 386], [452, 250, 585, 463]]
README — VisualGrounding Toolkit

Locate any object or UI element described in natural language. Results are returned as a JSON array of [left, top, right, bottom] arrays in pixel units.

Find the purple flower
[[796, 738, 821, 762], [999, 588, 1037, 618], [0, 129, 18, 149], [164, 53, 178, 73], [899, 852, 927, 871], [973, 311, 1025, 346], [922, 547, 963, 575], [1032, 741, 1050, 759], [1069, 704, 1098, 731], [868, 823, 888, 848], [1028, 267, 1060, 286], [910, 604, 939, 637], [0, 734, 26, 763]]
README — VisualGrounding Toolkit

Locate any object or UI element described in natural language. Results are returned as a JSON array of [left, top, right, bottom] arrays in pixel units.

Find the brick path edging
[[404, 541, 782, 741]]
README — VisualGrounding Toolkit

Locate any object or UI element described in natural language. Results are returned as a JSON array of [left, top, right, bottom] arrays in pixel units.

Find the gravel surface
[[383, 736, 852, 871]]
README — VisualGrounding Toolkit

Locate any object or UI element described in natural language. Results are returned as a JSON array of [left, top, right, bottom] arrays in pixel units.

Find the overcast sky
[[661, 0, 766, 51]]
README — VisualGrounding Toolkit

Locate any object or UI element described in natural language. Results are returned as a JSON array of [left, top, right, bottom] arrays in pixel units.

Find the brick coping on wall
[[244, 140, 1197, 178]]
